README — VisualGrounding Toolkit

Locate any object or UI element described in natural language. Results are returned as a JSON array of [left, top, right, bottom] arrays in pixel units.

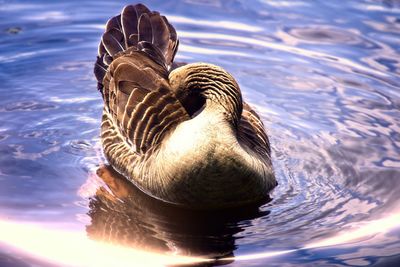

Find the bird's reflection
[[86, 165, 269, 264]]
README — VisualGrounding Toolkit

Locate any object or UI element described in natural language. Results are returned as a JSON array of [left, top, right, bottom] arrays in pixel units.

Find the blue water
[[1, 0, 400, 266]]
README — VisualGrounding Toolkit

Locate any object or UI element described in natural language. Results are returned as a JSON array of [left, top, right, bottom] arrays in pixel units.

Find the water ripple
[[0, 0, 399, 266]]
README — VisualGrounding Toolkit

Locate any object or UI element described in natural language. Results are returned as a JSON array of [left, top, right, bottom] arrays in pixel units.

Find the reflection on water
[[0, 220, 210, 267], [86, 167, 266, 264], [87, 166, 268, 261], [0, 0, 400, 266]]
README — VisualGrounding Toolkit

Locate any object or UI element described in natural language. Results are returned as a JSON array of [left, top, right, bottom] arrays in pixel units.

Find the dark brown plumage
[[94, 3, 276, 209]]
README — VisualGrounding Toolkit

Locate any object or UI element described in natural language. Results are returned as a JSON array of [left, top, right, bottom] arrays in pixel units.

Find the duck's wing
[[94, 4, 178, 92], [95, 4, 189, 155], [238, 102, 271, 161]]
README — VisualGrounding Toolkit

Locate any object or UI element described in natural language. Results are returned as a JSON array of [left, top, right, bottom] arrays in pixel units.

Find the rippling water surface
[[1, 0, 400, 266]]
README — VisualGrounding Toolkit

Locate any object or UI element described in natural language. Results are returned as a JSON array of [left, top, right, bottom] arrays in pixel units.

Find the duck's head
[[169, 63, 243, 127]]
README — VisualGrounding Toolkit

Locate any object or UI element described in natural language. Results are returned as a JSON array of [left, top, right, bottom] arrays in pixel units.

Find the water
[[0, 0, 400, 266]]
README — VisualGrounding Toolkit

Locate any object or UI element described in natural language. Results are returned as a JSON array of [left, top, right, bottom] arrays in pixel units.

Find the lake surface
[[0, 0, 400, 266]]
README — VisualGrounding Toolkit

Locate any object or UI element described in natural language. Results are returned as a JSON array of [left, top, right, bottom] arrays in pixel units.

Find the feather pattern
[[94, 4, 276, 209], [102, 52, 190, 155], [238, 102, 271, 159]]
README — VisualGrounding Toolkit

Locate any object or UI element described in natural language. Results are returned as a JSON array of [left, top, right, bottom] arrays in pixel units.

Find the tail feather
[[149, 14, 171, 54], [106, 15, 122, 31], [137, 41, 166, 67], [137, 13, 153, 43], [121, 4, 150, 47], [102, 28, 125, 56], [94, 4, 179, 92]]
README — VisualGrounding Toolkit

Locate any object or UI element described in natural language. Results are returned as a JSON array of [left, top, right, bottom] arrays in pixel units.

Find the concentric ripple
[[0, 0, 399, 266]]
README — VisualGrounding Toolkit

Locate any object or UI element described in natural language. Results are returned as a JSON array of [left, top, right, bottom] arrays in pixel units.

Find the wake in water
[[0, 0, 399, 266]]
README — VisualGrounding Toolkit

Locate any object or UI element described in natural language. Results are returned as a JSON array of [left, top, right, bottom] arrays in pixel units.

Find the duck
[[94, 3, 277, 209]]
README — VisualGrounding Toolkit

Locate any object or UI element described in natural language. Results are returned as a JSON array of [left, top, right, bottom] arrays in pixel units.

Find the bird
[[94, 3, 277, 209]]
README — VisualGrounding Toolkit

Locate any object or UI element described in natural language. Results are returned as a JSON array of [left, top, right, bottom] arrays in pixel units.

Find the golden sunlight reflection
[[0, 220, 210, 267], [1, 209, 399, 266], [304, 212, 400, 249], [221, 210, 400, 263]]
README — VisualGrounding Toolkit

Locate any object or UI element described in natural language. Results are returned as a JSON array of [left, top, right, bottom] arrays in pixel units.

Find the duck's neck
[[169, 63, 243, 128], [161, 106, 235, 162]]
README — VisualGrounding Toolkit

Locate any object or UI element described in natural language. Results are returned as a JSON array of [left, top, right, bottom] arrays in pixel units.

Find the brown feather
[[238, 102, 271, 159], [121, 4, 150, 47], [103, 51, 189, 154]]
